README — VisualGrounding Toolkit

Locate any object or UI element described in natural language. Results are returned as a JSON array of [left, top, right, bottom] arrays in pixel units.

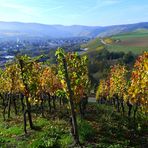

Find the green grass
[[0, 103, 147, 147], [81, 38, 102, 50], [0, 115, 73, 148], [106, 44, 148, 54], [78, 118, 95, 143], [112, 29, 148, 40], [82, 103, 148, 147]]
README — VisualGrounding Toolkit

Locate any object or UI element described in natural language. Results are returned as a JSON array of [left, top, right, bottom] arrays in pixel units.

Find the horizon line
[[0, 20, 148, 27]]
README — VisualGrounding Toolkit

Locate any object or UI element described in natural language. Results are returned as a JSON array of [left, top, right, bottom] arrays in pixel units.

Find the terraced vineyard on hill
[[81, 29, 148, 55]]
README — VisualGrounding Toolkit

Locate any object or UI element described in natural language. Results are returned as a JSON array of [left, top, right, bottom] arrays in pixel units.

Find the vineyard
[[0, 49, 148, 147]]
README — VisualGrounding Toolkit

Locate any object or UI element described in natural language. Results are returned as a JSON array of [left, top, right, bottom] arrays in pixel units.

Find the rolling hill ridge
[[0, 21, 148, 39]]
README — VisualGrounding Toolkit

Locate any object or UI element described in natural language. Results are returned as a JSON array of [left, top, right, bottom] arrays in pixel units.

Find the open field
[[117, 37, 148, 47], [108, 32, 148, 54], [112, 29, 148, 40], [106, 44, 148, 54], [81, 30, 148, 55]]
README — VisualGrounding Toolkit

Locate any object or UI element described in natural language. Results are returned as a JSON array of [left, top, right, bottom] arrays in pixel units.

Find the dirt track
[[88, 97, 96, 103]]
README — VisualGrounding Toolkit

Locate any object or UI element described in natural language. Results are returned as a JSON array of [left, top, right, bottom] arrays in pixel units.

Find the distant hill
[[81, 30, 148, 54], [0, 21, 148, 40]]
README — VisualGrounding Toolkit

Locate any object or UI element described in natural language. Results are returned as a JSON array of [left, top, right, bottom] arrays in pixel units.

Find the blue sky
[[0, 0, 148, 26]]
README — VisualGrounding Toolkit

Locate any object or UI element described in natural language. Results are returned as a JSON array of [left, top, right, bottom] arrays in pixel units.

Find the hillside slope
[[81, 30, 148, 54]]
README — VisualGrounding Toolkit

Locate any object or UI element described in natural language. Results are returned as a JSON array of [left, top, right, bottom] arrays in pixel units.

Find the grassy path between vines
[[0, 103, 147, 147]]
